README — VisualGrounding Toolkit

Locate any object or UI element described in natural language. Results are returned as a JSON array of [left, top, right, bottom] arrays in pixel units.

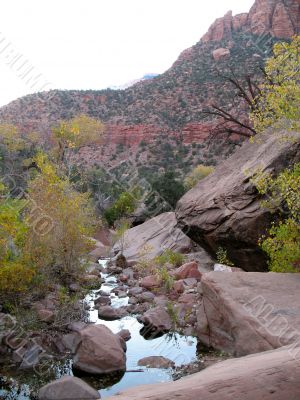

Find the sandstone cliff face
[[202, 0, 300, 42], [176, 131, 300, 271]]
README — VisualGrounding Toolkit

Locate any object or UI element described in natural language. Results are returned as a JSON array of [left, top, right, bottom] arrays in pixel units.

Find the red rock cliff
[[202, 0, 300, 42]]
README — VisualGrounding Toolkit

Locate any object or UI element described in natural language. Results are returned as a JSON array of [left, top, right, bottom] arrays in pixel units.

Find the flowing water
[[0, 260, 199, 399]]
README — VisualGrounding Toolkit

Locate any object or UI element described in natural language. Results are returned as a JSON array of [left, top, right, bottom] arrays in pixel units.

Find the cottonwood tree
[[25, 152, 98, 285], [250, 36, 300, 272], [52, 114, 104, 164], [0, 183, 34, 296], [251, 36, 300, 133]]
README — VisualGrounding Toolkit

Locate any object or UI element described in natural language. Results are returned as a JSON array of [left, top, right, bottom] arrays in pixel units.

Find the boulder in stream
[[137, 306, 172, 334], [39, 375, 100, 399], [98, 306, 128, 321], [73, 325, 126, 374]]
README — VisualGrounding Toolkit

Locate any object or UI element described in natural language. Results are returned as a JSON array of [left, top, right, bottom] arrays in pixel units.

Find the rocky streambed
[[0, 259, 206, 399]]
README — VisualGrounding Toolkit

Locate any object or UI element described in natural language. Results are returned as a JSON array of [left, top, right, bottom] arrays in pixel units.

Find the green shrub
[[260, 219, 300, 272], [184, 164, 214, 189], [156, 265, 174, 292], [104, 189, 139, 226], [154, 249, 185, 267], [216, 247, 234, 267]]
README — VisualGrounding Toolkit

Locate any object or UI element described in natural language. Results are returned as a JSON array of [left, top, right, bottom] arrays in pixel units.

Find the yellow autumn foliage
[[184, 164, 214, 189], [251, 36, 300, 133], [0, 193, 35, 294], [52, 114, 104, 163], [25, 153, 98, 284]]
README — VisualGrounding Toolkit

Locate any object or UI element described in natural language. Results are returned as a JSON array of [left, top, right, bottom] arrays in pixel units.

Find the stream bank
[[0, 259, 211, 399]]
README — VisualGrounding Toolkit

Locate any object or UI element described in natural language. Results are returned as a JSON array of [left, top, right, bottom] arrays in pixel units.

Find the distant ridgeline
[[0, 0, 299, 175]]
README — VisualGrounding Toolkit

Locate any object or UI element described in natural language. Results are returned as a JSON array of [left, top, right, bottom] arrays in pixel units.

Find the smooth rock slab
[[112, 212, 193, 264], [106, 345, 300, 400], [39, 375, 100, 399], [196, 271, 300, 356]]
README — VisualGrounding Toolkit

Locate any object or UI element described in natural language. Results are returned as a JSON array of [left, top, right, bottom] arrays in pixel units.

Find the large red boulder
[[73, 325, 126, 374], [176, 131, 300, 271]]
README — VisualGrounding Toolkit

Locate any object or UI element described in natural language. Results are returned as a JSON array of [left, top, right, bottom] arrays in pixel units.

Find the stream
[[0, 260, 199, 399]]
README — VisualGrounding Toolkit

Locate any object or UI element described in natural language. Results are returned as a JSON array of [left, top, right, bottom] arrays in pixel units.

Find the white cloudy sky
[[0, 0, 254, 106]]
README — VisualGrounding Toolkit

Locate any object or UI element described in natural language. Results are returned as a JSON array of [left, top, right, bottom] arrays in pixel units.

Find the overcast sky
[[0, 0, 254, 107]]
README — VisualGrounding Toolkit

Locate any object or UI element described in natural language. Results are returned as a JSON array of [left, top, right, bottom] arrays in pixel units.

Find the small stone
[[94, 296, 111, 306], [138, 292, 155, 303], [62, 333, 81, 354], [67, 321, 87, 333], [140, 275, 161, 290], [99, 290, 110, 297], [69, 283, 81, 292], [37, 309, 55, 323], [117, 329, 131, 342], [128, 297, 138, 305], [128, 287, 143, 296], [212, 47, 230, 61], [115, 254, 128, 269]]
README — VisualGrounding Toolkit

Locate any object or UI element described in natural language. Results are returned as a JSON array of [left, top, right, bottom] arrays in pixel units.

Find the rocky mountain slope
[[0, 0, 299, 172]]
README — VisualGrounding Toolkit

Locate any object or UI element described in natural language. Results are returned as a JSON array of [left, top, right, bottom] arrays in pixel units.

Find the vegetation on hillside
[[184, 164, 214, 189], [0, 115, 101, 305], [52, 114, 104, 163]]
